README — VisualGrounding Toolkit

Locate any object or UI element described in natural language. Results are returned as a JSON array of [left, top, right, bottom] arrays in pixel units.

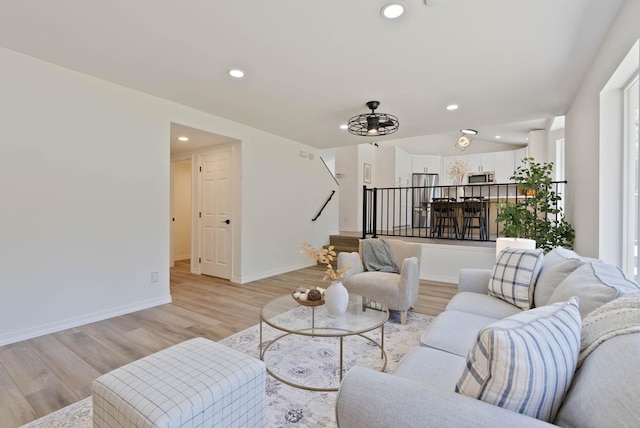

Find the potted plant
[[496, 157, 575, 252]]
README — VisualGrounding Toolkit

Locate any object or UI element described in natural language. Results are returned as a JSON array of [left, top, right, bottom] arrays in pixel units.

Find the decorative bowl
[[291, 292, 325, 307]]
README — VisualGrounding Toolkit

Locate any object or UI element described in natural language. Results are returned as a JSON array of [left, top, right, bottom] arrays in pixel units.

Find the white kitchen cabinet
[[480, 153, 495, 172], [412, 155, 442, 175], [395, 147, 413, 187], [465, 153, 495, 172]]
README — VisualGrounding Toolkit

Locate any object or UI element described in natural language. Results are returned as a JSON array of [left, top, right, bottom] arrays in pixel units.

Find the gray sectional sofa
[[336, 248, 640, 428]]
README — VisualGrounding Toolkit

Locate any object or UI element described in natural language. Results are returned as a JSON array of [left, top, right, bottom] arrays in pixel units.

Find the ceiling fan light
[[455, 134, 472, 151], [347, 101, 399, 137]]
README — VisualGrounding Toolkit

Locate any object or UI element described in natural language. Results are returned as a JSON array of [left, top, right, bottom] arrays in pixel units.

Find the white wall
[[564, 0, 640, 261], [528, 129, 550, 164], [239, 136, 339, 282], [0, 47, 337, 345], [336, 145, 359, 232]]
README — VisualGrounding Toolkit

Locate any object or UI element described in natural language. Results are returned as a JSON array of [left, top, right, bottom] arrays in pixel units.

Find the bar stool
[[460, 197, 487, 240], [431, 198, 459, 239]]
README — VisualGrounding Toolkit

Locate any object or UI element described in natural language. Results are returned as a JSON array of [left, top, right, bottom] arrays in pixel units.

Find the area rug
[[21, 311, 432, 428]]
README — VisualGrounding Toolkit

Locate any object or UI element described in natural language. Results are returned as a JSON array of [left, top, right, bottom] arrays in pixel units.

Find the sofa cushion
[[420, 310, 498, 357], [344, 271, 400, 303], [455, 297, 581, 423], [555, 334, 640, 428], [392, 346, 466, 390], [534, 248, 585, 307], [446, 292, 522, 319], [488, 248, 544, 310], [547, 261, 640, 318]]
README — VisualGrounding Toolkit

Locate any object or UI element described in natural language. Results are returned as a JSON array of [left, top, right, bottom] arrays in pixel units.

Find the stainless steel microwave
[[468, 171, 495, 184]]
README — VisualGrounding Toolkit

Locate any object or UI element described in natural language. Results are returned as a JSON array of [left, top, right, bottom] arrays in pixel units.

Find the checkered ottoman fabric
[[92, 337, 266, 428]]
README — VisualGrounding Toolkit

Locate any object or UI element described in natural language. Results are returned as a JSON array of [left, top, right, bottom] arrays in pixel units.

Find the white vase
[[325, 280, 349, 316], [456, 186, 465, 200]]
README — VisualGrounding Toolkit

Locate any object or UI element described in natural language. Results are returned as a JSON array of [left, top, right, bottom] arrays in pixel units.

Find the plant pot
[[495, 237, 536, 260], [325, 280, 349, 316]]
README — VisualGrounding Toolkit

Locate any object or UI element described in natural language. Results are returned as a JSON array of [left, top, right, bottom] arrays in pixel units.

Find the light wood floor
[[0, 260, 457, 427]]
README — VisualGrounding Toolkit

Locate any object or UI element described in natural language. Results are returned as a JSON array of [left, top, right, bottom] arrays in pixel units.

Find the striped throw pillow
[[455, 297, 581, 422], [489, 248, 544, 310]]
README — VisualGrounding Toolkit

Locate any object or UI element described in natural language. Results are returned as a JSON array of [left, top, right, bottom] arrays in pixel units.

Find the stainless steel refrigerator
[[412, 173, 440, 228]]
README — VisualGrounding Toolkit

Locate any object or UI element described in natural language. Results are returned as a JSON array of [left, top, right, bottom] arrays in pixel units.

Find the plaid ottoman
[[92, 337, 265, 427]]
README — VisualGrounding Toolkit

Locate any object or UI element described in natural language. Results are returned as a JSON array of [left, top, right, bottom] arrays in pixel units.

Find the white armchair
[[337, 239, 422, 324]]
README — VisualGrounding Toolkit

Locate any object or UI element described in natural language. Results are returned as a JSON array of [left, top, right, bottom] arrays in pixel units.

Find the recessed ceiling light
[[228, 69, 245, 78], [460, 129, 478, 135], [339, 124, 348, 130], [381, 3, 405, 19], [178, 136, 189, 142], [446, 104, 459, 111], [495, 135, 501, 139]]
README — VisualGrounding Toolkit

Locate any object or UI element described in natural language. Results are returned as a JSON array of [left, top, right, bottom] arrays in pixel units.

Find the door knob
[[222, 219, 230, 224]]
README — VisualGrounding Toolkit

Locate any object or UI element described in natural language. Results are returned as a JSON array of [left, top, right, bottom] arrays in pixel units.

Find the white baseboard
[[0, 295, 172, 347]]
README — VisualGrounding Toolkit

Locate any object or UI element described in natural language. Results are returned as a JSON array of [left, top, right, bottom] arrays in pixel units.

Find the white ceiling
[[0, 0, 625, 155]]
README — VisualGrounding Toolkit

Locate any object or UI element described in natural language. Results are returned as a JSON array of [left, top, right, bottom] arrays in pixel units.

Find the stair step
[[323, 235, 361, 268], [329, 235, 360, 250]]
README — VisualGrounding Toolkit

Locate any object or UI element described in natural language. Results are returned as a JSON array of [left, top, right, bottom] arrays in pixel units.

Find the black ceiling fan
[[348, 101, 399, 137]]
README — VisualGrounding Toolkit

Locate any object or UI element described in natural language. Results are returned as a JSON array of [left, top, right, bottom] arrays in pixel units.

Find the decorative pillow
[[489, 248, 544, 310], [547, 261, 640, 318], [533, 248, 585, 307], [455, 297, 581, 422]]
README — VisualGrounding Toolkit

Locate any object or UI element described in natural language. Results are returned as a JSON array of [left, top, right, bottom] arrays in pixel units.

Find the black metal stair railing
[[361, 182, 567, 242]]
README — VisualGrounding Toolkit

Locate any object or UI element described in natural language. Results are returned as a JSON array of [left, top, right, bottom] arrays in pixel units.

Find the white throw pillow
[[547, 261, 640, 318], [534, 248, 585, 307], [489, 248, 544, 310], [455, 297, 581, 422]]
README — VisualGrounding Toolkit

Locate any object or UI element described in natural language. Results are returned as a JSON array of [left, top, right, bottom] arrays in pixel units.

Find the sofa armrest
[[458, 268, 493, 294], [399, 256, 420, 309], [336, 367, 555, 428], [337, 252, 364, 282]]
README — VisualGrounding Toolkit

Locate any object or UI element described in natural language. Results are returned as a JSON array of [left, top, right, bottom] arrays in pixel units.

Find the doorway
[[171, 159, 192, 263], [170, 122, 237, 281]]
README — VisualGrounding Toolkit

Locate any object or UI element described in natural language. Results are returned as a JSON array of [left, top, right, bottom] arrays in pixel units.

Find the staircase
[[325, 234, 360, 268]]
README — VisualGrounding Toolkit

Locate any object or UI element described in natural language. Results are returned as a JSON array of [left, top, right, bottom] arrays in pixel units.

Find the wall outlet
[[151, 272, 159, 283]]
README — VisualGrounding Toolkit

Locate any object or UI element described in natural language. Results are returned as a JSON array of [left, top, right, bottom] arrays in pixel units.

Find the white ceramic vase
[[325, 280, 349, 316]]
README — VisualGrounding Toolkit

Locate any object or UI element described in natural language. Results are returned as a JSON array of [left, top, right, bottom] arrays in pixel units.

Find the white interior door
[[199, 149, 232, 279]]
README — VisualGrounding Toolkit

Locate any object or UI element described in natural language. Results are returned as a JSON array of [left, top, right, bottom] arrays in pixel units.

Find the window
[[624, 74, 639, 281]]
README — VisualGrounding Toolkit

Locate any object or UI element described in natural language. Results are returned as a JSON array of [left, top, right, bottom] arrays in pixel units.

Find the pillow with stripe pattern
[[489, 248, 544, 310], [455, 296, 581, 423]]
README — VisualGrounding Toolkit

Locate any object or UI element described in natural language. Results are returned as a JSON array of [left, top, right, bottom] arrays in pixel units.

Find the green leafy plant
[[496, 157, 575, 252]]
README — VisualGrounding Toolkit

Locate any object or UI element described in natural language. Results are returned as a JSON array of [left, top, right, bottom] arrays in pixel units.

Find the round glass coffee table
[[260, 292, 389, 392]]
